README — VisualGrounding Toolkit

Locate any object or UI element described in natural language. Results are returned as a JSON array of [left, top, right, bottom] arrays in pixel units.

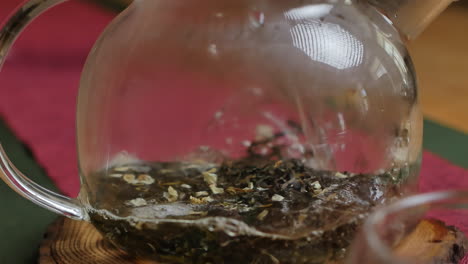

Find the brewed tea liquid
[[88, 156, 405, 264]]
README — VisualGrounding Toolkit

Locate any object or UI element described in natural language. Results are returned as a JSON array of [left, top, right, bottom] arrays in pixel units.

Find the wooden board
[[38, 217, 468, 264], [38, 217, 156, 264], [395, 219, 468, 263]]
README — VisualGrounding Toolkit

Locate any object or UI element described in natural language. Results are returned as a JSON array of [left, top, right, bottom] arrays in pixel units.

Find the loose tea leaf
[[88, 126, 405, 263], [89, 156, 404, 264]]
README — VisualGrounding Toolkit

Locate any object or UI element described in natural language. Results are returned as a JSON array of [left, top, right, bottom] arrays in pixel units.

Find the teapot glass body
[[79, 0, 422, 188], [75, 1, 422, 262]]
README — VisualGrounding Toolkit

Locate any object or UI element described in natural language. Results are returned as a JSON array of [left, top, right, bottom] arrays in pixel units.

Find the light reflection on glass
[[284, 4, 333, 20], [286, 5, 364, 70], [369, 58, 388, 80], [375, 30, 408, 84]]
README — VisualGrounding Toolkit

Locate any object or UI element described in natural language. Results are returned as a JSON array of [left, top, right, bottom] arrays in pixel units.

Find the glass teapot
[[0, 0, 453, 263]]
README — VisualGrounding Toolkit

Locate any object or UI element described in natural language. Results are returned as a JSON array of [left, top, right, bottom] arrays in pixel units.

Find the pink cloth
[[0, 0, 114, 196], [420, 151, 468, 192]]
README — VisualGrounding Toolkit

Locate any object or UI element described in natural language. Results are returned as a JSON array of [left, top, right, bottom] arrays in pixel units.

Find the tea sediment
[[88, 158, 403, 263]]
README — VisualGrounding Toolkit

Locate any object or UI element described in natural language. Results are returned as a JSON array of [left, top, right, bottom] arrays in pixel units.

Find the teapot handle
[[0, 0, 86, 220]]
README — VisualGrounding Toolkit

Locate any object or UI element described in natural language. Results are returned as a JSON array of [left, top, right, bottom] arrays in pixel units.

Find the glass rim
[[362, 190, 468, 264]]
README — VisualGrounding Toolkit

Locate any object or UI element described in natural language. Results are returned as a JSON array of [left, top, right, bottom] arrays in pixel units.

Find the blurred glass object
[[347, 190, 468, 264]]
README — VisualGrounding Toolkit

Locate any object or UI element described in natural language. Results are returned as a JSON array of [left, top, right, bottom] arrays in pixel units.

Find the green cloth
[[0, 120, 57, 264], [423, 119, 468, 168], [0, 118, 466, 263]]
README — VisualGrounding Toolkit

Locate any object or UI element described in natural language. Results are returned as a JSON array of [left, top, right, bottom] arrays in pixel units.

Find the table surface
[[0, 1, 467, 264], [409, 4, 468, 134]]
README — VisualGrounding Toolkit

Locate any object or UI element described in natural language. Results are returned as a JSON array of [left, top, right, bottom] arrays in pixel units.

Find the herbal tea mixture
[[88, 126, 405, 264]]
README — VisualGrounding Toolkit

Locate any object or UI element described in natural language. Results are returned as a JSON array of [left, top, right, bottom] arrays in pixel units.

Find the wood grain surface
[[395, 219, 468, 263], [38, 217, 467, 264], [38, 217, 157, 264]]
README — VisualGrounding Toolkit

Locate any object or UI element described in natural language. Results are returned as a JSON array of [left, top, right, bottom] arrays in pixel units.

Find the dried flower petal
[[195, 191, 209, 197], [114, 166, 131, 172], [123, 174, 136, 183], [256, 124, 274, 140], [243, 182, 255, 191], [209, 184, 224, 194], [272, 194, 285, 202], [113, 163, 151, 173], [136, 174, 155, 185], [190, 196, 203, 204], [311, 181, 322, 190], [126, 198, 147, 207], [202, 196, 214, 203], [335, 172, 348, 179], [123, 173, 155, 185], [274, 160, 283, 168], [203, 170, 218, 185], [257, 209, 269, 221], [165, 186, 178, 202]]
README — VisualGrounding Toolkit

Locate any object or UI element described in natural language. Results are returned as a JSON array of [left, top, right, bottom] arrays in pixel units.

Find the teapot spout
[[367, 0, 455, 39]]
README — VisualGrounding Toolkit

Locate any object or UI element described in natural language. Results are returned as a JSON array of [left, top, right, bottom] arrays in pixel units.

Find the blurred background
[[408, 0, 468, 133], [96, 0, 468, 134], [98, 0, 468, 132], [0, 0, 467, 263]]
